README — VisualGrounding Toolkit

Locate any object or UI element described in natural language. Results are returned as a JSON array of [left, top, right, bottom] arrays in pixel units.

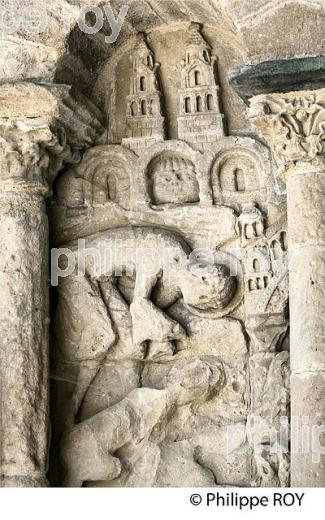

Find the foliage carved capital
[[0, 82, 105, 195], [249, 88, 325, 181]]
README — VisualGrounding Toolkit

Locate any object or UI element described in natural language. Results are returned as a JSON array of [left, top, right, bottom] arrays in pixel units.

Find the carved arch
[[210, 145, 266, 204], [76, 146, 137, 209], [146, 151, 199, 205]]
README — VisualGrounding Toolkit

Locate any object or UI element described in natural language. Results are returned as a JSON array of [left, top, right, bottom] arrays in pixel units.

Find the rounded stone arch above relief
[[210, 142, 269, 205], [65, 145, 139, 210], [146, 152, 200, 205], [139, 140, 207, 206]]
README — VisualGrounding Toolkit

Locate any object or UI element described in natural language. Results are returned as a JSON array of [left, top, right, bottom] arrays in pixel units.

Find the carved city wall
[[49, 23, 289, 487]]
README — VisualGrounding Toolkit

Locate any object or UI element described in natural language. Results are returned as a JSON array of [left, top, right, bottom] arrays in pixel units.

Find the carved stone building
[[177, 22, 224, 149], [1, 0, 325, 489], [123, 32, 165, 152]]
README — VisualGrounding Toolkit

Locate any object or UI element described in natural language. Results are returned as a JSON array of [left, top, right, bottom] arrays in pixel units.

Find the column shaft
[[230, 59, 325, 487], [0, 185, 49, 487], [288, 170, 325, 486]]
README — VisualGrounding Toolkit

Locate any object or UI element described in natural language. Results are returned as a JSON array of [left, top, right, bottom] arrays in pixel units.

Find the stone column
[[0, 173, 49, 487], [0, 82, 104, 486], [230, 58, 325, 486]]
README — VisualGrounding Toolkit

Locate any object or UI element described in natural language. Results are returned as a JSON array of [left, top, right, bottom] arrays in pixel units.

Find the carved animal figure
[[67, 226, 237, 345], [60, 357, 224, 487], [55, 226, 236, 425]]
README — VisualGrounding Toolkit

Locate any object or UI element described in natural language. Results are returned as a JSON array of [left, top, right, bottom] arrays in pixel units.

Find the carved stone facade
[[2, 0, 325, 491], [177, 23, 225, 150], [122, 33, 165, 152], [47, 22, 289, 488]]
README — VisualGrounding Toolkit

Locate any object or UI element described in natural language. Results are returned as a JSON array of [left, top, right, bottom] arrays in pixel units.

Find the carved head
[[179, 263, 237, 311], [164, 357, 225, 406]]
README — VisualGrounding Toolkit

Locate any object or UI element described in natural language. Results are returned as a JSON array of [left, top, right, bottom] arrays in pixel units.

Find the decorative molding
[[249, 88, 325, 179], [0, 82, 105, 193]]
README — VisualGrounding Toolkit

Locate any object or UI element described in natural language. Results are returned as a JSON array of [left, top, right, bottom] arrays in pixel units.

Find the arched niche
[[77, 146, 135, 209], [146, 152, 200, 205], [210, 146, 265, 204]]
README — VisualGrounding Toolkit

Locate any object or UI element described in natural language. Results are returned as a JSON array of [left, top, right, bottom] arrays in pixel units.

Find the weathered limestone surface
[[232, 67, 325, 486], [0, 82, 104, 486], [1, 0, 325, 488], [47, 22, 289, 488], [0, 188, 49, 487]]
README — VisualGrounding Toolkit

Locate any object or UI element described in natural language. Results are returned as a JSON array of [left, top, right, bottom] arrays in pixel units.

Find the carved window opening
[[140, 76, 146, 92], [256, 277, 263, 290], [207, 93, 214, 111], [155, 76, 161, 91], [91, 171, 119, 205], [196, 95, 203, 112], [185, 97, 191, 113], [264, 276, 269, 288], [253, 258, 260, 272], [203, 49, 210, 63], [280, 231, 288, 251], [194, 70, 201, 86], [248, 279, 255, 292], [271, 240, 281, 260], [245, 224, 256, 240], [234, 168, 245, 192], [141, 100, 147, 115], [213, 151, 262, 199], [147, 55, 153, 68], [130, 102, 137, 116]]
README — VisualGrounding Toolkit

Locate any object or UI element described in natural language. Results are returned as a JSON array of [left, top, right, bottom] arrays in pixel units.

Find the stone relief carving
[[177, 23, 224, 150], [50, 23, 289, 488], [147, 153, 199, 205], [242, 210, 289, 487], [211, 147, 265, 206], [249, 88, 325, 179], [122, 32, 165, 153], [55, 145, 135, 211], [61, 356, 225, 487]]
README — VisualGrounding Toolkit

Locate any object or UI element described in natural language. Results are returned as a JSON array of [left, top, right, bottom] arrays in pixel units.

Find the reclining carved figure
[[60, 356, 225, 487]]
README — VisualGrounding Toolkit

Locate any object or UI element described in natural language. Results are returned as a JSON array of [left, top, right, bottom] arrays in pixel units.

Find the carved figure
[[60, 356, 224, 486], [66, 226, 237, 348], [54, 226, 238, 425]]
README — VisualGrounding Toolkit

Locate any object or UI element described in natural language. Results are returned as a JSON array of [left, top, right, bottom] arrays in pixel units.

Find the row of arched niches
[[55, 137, 273, 217]]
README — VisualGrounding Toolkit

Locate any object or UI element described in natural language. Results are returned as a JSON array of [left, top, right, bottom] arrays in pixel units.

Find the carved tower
[[177, 23, 225, 150], [122, 32, 165, 152]]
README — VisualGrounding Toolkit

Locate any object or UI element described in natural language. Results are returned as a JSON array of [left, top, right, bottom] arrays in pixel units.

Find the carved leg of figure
[[54, 275, 118, 427], [65, 363, 101, 428], [130, 299, 185, 346], [131, 271, 185, 346], [60, 388, 167, 487], [61, 424, 123, 487], [60, 358, 223, 487]]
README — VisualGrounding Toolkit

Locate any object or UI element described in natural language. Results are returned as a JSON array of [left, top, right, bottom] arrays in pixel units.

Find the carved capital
[[248, 88, 325, 181], [0, 82, 105, 196]]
